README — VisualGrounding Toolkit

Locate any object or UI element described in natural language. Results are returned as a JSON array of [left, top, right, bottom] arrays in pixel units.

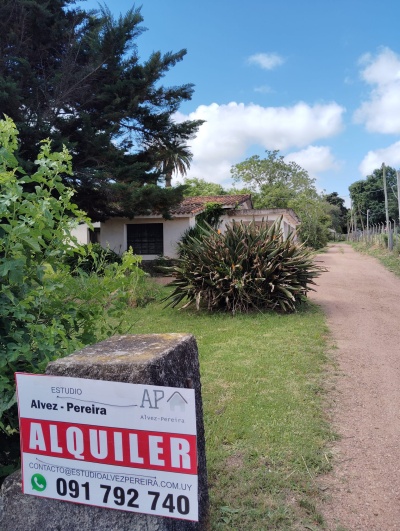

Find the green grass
[[118, 289, 335, 530], [351, 241, 400, 277]]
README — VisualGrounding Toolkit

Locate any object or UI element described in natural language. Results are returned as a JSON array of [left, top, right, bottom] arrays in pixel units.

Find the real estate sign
[[16, 373, 198, 521]]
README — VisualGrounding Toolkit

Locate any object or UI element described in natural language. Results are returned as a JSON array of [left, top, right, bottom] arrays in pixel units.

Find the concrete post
[[0, 334, 208, 530]]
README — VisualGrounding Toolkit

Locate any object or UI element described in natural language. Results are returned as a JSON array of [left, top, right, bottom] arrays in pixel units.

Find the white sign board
[[16, 373, 198, 521]]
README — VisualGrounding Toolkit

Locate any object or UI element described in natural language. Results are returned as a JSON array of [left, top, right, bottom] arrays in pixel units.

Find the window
[[127, 223, 163, 255], [89, 227, 100, 244]]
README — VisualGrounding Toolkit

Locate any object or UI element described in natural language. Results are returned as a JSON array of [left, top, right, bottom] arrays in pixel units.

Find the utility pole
[[382, 163, 390, 230], [382, 163, 391, 249]]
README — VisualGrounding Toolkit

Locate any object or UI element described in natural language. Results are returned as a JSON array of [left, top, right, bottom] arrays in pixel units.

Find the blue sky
[[79, 0, 400, 204]]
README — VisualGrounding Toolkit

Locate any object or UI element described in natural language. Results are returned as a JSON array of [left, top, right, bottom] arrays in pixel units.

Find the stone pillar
[[0, 333, 208, 531]]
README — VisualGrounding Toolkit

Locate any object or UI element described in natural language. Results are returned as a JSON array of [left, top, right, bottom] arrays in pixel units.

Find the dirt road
[[309, 243, 400, 530]]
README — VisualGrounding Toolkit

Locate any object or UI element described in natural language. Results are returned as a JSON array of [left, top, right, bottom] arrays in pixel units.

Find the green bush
[[298, 219, 330, 250], [0, 117, 151, 481], [164, 219, 324, 314], [64, 243, 122, 275]]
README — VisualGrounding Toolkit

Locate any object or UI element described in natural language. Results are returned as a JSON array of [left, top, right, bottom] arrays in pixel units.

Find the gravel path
[[309, 243, 400, 531]]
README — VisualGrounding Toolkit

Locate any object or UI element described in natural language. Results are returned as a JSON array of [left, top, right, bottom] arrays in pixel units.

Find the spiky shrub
[[164, 219, 324, 313], [178, 202, 224, 257]]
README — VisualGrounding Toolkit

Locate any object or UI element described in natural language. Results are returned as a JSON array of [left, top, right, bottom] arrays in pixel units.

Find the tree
[[149, 138, 193, 188], [295, 195, 332, 248], [231, 150, 315, 208], [0, 0, 203, 220], [231, 150, 330, 248], [180, 177, 228, 197], [349, 166, 398, 228], [324, 192, 348, 233]]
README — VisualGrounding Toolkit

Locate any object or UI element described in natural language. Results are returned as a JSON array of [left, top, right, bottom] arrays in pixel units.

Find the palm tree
[[151, 138, 193, 187]]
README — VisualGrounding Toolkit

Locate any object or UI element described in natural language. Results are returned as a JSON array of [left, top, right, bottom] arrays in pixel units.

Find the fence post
[[389, 223, 394, 251]]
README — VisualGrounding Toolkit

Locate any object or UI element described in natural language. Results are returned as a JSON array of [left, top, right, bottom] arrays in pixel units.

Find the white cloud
[[359, 141, 400, 176], [247, 53, 285, 70], [173, 101, 345, 184], [285, 145, 340, 178], [354, 47, 400, 133]]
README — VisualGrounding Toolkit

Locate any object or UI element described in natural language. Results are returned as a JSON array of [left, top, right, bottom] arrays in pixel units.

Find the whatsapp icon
[[31, 473, 47, 492]]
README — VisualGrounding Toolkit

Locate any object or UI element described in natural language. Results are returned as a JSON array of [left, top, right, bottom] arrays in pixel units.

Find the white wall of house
[[70, 222, 101, 245], [162, 217, 194, 258], [98, 217, 125, 254], [98, 216, 193, 259], [220, 210, 298, 239], [71, 223, 90, 245]]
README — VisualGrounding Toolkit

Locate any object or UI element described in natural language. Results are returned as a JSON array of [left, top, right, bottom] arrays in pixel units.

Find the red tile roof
[[171, 194, 252, 215]]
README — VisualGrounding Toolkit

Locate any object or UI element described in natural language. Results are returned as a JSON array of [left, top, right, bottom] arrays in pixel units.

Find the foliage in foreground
[[0, 118, 156, 480], [164, 219, 324, 313]]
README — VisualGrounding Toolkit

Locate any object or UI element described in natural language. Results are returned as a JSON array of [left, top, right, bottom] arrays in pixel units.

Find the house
[[72, 195, 300, 260]]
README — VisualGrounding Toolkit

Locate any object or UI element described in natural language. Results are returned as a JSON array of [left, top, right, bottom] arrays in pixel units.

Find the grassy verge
[[119, 291, 335, 529], [351, 241, 400, 277]]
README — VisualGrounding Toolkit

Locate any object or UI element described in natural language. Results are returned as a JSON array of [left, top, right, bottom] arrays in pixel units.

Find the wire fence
[[347, 220, 400, 252]]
